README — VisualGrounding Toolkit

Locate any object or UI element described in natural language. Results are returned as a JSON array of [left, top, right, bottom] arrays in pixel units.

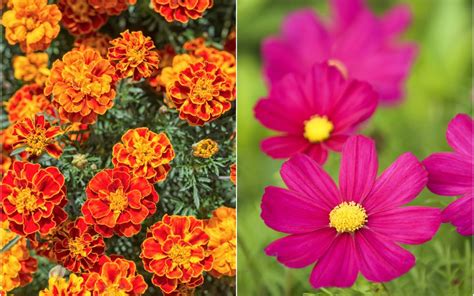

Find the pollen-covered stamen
[[108, 188, 128, 213], [13, 188, 44, 214], [25, 128, 49, 156], [167, 244, 192, 266], [328, 59, 349, 79], [68, 237, 87, 257], [191, 77, 213, 102], [303, 115, 334, 143], [329, 201, 367, 233]]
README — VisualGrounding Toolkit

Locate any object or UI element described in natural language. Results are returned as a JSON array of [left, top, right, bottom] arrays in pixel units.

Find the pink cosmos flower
[[262, 0, 417, 103], [254, 63, 377, 164], [423, 114, 473, 236], [261, 135, 441, 288]]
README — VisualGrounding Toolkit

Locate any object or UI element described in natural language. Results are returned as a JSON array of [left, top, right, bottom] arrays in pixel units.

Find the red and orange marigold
[[74, 33, 112, 57], [108, 30, 160, 81], [1, 0, 62, 53], [84, 257, 148, 295], [0, 161, 68, 238], [230, 163, 236, 185], [59, 0, 108, 35], [82, 166, 159, 237], [88, 0, 136, 15], [13, 53, 50, 85], [0, 221, 38, 293], [205, 207, 236, 277], [151, 0, 214, 23], [140, 215, 213, 294], [112, 128, 175, 183], [44, 49, 117, 124], [5, 84, 55, 123], [53, 217, 105, 273], [12, 114, 63, 159], [167, 61, 235, 125], [39, 274, 89, 296]]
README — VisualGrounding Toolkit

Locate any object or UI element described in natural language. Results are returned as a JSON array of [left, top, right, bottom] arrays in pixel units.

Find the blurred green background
[[237, 0, 472, 295]]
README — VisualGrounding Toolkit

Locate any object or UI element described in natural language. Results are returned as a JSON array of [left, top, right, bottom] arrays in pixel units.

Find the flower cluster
[[151, 0, 214, 23], [88, 0, 136, 15], [13, 53, 50, 85], [59, 0, 108, 35], [74, 33, 112, 57], [5, 84, 55, 123]]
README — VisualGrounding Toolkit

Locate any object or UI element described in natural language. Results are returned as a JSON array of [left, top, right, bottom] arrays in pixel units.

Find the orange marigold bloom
[[230, 163, 236, 185], [12, 114, 63, 159], [205, 207, 236, 277], [1, 0, 62, 53], [194, 46, 236, 83], [167, 61, 235, 126], [88, 0, 136, 15], [84, 257, 147, 295], [44, 49, 117, 124], [140, 215, 213, 294], [0, 221, 38, 292], [74, 33, 112, 57], [59, 0, 108, 35], [13, 53, 50, 85], [192, 139, 218, 158], [82, 166, 159, 237], [151, 0, 214, 23], [148, 44, 176, 93], [0, 161, 68, 238], [108, 30, 160, 81], [112, 128, 175, 183], [53, 217, 105, 273], [39, 274, 90, 296], [5, 84, 54, 123]]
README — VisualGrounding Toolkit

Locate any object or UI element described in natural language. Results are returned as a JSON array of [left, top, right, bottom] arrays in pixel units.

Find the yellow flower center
[[329, 202, 367, 233], [328, 59, 349, 79], [133, 139, 155, 166], [191, 78, 213, 101], [108, 188, 128, 213], [103, 285, 127, 296], [168, 244, 192, 266], [303, 115, 334, 143], [68, 238, 87, 257], [14, 188, 42, 214], [25, 128, 49, 156], [128, 48, 145, 65]]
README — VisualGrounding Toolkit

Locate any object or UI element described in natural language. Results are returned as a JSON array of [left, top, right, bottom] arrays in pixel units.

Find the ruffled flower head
[[59, 0, 108, 35], [88, 0, 136, 15], [39, 274, 90, 296], [192, 139, 219, 158], [108, 30, 160, 81], [261, 136, 441, 288], [140, 215, 213, 294], [423, 114, 474, 236], [74, 33, 112, 57], [262, 0, 417, 103], [13, 53, 50, 85], [0, 161, 68, 238], [44, 48, 117, 124], [1, 0, 62, 53], [254, 63, 378, 164], [82, 166, 159, 237], [112, 128, 175, 183], [5, 84, 55, 123], [151, 0, 214, 23]]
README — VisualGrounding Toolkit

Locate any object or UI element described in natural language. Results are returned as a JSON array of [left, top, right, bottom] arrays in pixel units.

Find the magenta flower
[[262, 0, 417, 103], [254, 63, 377, 164], [423, 114, 473, 236], [261, 135, 441, 288]]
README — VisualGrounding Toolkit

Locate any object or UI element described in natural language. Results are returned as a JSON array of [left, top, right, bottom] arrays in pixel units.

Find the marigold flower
[[13, 53, 50, 85], [151, 0, 214, 23], [88, 0, 136, 15], [44, 49, 117, 124], [0, 161, 68, 238], [423, 114, 474, 236], [74, 33, 112, 57], [1, 0, 62, 53], [108, 30, 160, 81], [0, 221, 38, 292], [12, 114, 63, 159], [230, 163, 236, 185], [53, 217, 105, 273], [39, 274, 90, 296], [261, 136, 441, 288], [59, 0, 108, 35], [254, 63, 378, 164], [192, 139, 219, 158], [167, 61, 235, 125], [112, 128, 175, 183], [5, 84, 55, 123], [262, 1, 417, 103], [140, 215, 213, 294], [205, 207, 236, 277], [82, 166, 159, 237], [194, 46, 236, 83], [84, 257, 147, 295]]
